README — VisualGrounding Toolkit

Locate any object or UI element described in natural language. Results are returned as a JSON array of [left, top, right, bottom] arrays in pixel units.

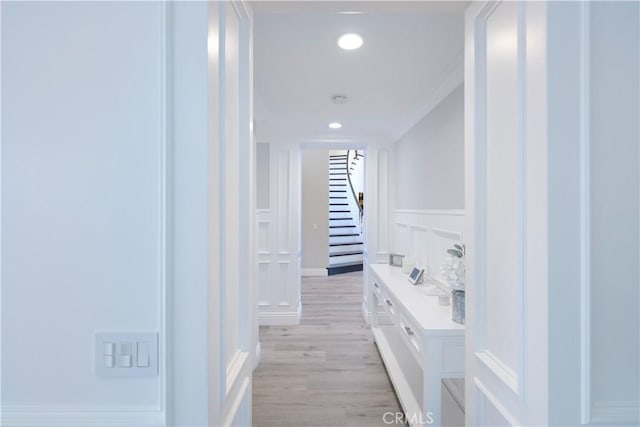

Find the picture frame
[[407, 267, 425, 285], [388, 253, 404, 267]]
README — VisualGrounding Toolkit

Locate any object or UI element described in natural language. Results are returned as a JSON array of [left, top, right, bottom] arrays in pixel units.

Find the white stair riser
[[329, 235, 361, 245], [330, 244, 363, 254], [329, 218, 354, 227], [329, 253, 363, 265]]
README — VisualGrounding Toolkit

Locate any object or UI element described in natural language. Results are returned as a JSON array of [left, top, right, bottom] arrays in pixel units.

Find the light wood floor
[[252, 271, 403, 427]]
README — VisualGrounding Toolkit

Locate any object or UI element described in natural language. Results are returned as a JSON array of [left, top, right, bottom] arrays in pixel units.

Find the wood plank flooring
[[253, 272, 403, 427]]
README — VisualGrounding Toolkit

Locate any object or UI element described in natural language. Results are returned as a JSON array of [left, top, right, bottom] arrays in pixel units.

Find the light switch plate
[[95, 332, 158, 378]]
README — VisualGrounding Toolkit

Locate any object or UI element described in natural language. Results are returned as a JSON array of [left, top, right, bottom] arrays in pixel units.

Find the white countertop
[[370, 263, 465, 336]]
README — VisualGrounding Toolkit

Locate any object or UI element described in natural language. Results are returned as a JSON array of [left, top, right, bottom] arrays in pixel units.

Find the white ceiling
[[253, 1, 467, 145]]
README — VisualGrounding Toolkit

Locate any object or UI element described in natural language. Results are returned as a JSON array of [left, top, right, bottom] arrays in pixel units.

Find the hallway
[[252, 272, 402, 427]]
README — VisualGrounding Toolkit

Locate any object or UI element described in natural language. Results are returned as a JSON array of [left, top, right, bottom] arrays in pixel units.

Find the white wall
[[588, 2, 639, 413], [394, 84, 465, 210], [301, 150, 328, 273], [2, 1, 165, 421], [2, 1, 256, 426], [548, 2, 639, 425], [388, 71, 466, 289]]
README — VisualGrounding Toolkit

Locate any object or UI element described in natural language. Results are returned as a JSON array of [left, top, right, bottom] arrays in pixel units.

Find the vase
[[452, 290, 465, 325]]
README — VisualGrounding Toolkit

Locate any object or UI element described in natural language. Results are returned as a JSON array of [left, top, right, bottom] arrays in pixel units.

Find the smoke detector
[[332, 94, 348, 104]]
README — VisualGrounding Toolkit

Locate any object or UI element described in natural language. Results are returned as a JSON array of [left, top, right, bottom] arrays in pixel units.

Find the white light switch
[[103, 342, 115, 355], [95, 332, 158, 378], [119, 342, 132, 367], [136, 342, 150, 367], [104, 355, 115, 368]]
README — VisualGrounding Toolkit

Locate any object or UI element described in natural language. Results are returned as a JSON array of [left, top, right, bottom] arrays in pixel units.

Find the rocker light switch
[[103, 342, 115, 355], [104, 355, 115, 368], [137, 342, 150, 367], [95, 332, 158, 378]]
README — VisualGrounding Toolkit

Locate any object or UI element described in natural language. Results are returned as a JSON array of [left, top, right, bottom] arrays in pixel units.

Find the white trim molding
[[394, 209, 466, 216], [301, 268, 328, 277], [578, 1, 592, 424], [591, 401, 640, 424], [0, 407, 165, 427], [259, 311, 301, 325], [253, 342, 262, 370], [258, 303, 301, 326]]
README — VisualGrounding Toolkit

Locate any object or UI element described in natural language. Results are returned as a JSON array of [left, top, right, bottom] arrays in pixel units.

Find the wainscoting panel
[[257, 144, 301, 326], [257, 261, 270, 307], [277, 151, 291, 254], [465, 1, 549, 424], [391, 210, 465, 286]]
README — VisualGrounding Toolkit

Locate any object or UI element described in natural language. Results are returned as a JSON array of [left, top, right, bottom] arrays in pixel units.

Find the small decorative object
[[441, 244, 465, 290], [388, 253, 404, 267], [402, 257, 415, 274], [408, 267, 424, 285], [452, 289, 465, 324], [441, 243, 466, 325], [438, 292, 451, 306]]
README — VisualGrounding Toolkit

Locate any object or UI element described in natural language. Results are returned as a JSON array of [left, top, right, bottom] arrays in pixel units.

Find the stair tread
[[329, 210, 350, 213], [330, 250, 364, 257], [330, 217, 353, 220], [329, 233, 360, 237], [330, 225, 356, 228], [330, 242, 363, 246]]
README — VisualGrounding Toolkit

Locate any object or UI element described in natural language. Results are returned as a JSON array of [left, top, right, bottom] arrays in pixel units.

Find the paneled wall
[[465, 2, 550, 424], [172, 2, 255, 425], [257, 143, 302, 325], [257, 143, 390, 325], [466, 1, 639, 425], [390, 210, 465, 285]]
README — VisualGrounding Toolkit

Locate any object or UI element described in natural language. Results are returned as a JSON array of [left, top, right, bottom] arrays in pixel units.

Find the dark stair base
[[327, 262, 364, 276]]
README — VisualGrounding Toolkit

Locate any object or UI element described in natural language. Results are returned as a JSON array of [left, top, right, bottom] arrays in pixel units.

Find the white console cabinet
[[369, 264, 465, 426]]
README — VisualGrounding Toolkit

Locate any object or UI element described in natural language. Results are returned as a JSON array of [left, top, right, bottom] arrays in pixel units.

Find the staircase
[[327, 151, 364, 275]]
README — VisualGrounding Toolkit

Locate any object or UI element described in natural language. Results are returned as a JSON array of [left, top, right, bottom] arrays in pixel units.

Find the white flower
[[441, 254, 465, 290]]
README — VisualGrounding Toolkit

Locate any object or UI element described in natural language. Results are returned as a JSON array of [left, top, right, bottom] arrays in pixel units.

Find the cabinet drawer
[[380, 288, 397, 317], [371, 279, 383, 299], [395, 308, 422, 363]]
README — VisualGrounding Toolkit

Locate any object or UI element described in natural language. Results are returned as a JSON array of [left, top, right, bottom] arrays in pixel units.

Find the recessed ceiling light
[[328, 122, 342, 129], [338, 33, 363, 50]]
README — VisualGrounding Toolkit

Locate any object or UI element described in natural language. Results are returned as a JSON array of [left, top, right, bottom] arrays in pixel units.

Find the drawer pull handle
[[374, 283, 379, 288], [404, 326, 414, 336], [385, 299, 393, 307]]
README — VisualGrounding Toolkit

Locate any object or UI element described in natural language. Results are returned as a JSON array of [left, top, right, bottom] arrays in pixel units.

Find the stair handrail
[[346, 150, 364, 218]]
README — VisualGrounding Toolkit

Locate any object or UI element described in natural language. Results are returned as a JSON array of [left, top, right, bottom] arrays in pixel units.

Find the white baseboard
[[591, 401, 640, 424], [253, 341, 262, 370], [0, 406, 165, 427], [301, 268, 327, 277], [259, 305, 301, 326]]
